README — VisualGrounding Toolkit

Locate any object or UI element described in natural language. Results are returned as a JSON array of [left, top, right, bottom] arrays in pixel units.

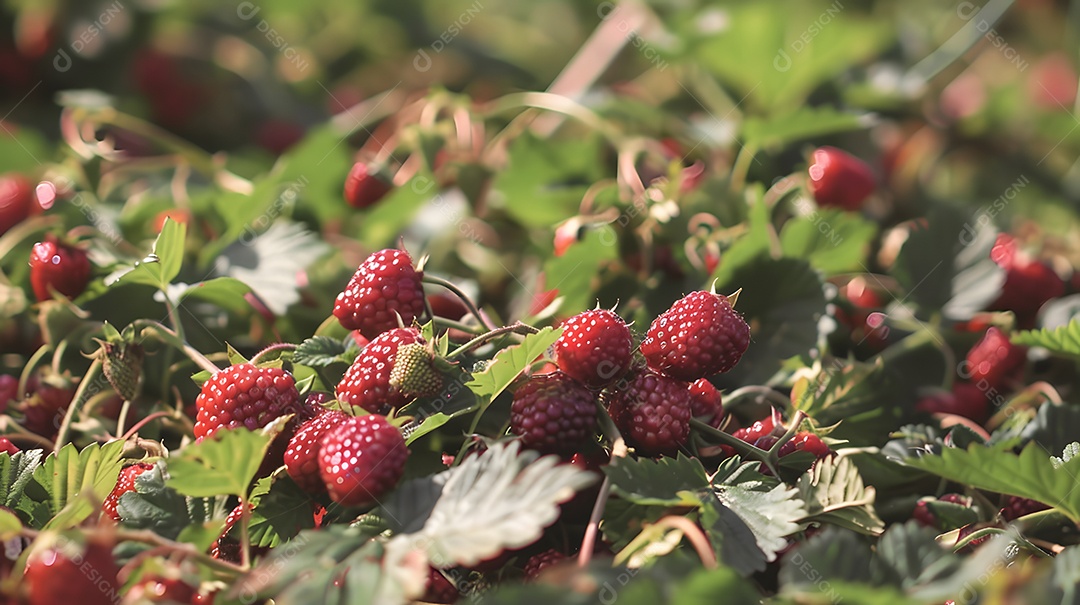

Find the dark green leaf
[[778, 527, 877, 589], [602, 454, 709, 506], [465, 327, 562, 405], [492, 132, 603, 227], [874, 521, 961, 589], [780, 208, 877, 274], [0, 449, 43, 513], [293, 335, 352, 367], [30, 440, 125, 526], [248, 474, 316, 548], [699, 492, 768, 576], [713, 479, 805, 562], [117, 461, 225, 540], [1020, 404, 1080, 459]]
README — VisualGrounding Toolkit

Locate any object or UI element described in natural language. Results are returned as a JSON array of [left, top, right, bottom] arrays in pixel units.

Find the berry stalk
[[422, 274, 497, 333]]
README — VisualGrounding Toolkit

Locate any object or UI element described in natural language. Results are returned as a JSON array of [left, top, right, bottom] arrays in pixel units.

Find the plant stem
[[131, 319, 220, 375], [250, 342, 298, 366], [53, 358, 103, 451], [120, 411, 175, 440], [690, 418, 778, 475], [115, 398, 134, 437], [446, 322, 539, 359], [730, 143, 758, 193], [422, 275, 496, 332]]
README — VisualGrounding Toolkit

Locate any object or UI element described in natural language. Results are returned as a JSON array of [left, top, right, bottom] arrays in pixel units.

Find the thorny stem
[[250, 342, 298, 366], [579, 401, 625, 568], [422, 275, 497, 332], [53, 358, 103, 452]]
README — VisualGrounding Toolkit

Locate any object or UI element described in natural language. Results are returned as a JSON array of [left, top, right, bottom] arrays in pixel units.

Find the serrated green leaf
[[1013, 320, 1080, 359], [1052, 442, 1080, 469], [465, 327, 562, 404], [29, 440, 125, 526], [167, 426, 277, 498], [874, 521, 962, 589], [117, 461, 225, 540], [0, 449, 43, 512], [110, 218, 186, 291], [377, 474, 447, 535], [796, 455, 884, 536], [390, 441, 596, 568], [603, 454, 709, 506], [404, 413, 451, 446], [293, 335, 351, 367], [907, 443, 1080, 523], [248, 474, 316, 547], [699, 492, 768, 576], [778, 527, 877, 591], [713, 480, 805, 562]]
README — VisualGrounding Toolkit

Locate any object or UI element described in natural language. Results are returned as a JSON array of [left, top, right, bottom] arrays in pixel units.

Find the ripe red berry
[[319, 414, 408, 507], [989, 234, 1064, 322], [732, 413, 779, 444], [807, 146, 876, 211], [18, 379, 74, 438], [336, 327, 425, 415], [554, 309, 633, 389], [126, 575, 198, 603], [193, 364, 299, 440], [24, 538, 120, 605], [0, 374, 17, 413], [0, 437, 19, 456], [524, 549, 567, 581], [778, 432, 831, 459], [608, 371, 692, 456], [915, 382, 989, 424], [640, 291, 750, 381], [333, 249, 425, 339], [688, 378, 724, 428], [1000, 496, 1050, 521], [913, 493, 971, 528], [285, 410, 349, 493], [344, 162, 393, 209], [509, 372, 597, 455], [102, 462, 154, 521], [965, 327, 1025, 388], [0, 173, 32, 235], [29, 238, 91, 302]]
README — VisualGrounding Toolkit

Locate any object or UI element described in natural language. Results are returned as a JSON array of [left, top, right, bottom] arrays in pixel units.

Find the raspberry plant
[[1, 1, 1080, 603]]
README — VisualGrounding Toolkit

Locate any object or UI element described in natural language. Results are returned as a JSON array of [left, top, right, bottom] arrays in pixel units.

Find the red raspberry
[[319, 414, 408, 507], [915, 382, 989, 424], [554, 309, 633, 389], [102, 462, 154, 521], [332, 249, 425, 339], [285, 410, 349, 493], [989, 234, 1064, 323], [193, 364, 299, 440], [29, 237, 91, 302], [640, 291, 750, 381], [1000, 496, 1049, 521], [688, 378, 724, 428], [965, 327, 1025, 388], [524, 549, 567, 581], [732, 414, 778, 444], [0, 438, 18, 456], [0, 173, 32, 235], [608, 371, 692, 456], [344, 162, 393, 209], [912, 493, 971, 528], [24, 537, 120, 605], [336, 327, 425, 414], [779, 433, 830, 459], [509, 372, 597, 455], [421, 568, 460, 604], [18, 379, 74, 438], [807, 146, 876, 211]]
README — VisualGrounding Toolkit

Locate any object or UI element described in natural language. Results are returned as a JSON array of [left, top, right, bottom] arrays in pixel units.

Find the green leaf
[[233, 526, 389, 604], [0, 449, 43, 513], [1052, 442, 1080, 469], [213, 221, 329, 315], [907, 443, 1080, 523], [492, 132, 604, 227], [699, 492, 768, 576], [602, 454, 709, 506], [465, 327, 562, 405], [404, 413, 451, 446], [117, 461, 225, 540], [275, 125, 353, 224], [1020, 404, 1080, 460], [778, 527, 877, 590], [293, 335, 352, 367], [780, 208, 877, 274], [175, 277, 252, 313], [111, 218, 186, 291], [356, 172, 437, 248], [796, 455, 885, 536], [0, 508, 21, 539], [874, 521, 961, 589], [743, 107, 870, 149], [377, 474, 447, 535], [541, 226, 619, 314], [248, 474, 316, 548], [29, 441, 125, 525], [389, 441, 596, 568], [713, 479, 805, 562], [166, 425, 278, 498], [1013, 320, 1080, 359]]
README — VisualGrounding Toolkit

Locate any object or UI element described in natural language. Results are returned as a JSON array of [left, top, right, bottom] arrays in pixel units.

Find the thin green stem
[[18, 344, 52, 402], [422, 275, 497, 332], [53, 358, 103, 451], [690, 418, 778, 475], [446, 322, 539, 359], [730, 143, 758, 193], [767, 410, 809, 467], [130, 319, 220, 375], [115, 398, 134, 437], [431, 316, 484, 336], [478, 92, 624, 146]]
